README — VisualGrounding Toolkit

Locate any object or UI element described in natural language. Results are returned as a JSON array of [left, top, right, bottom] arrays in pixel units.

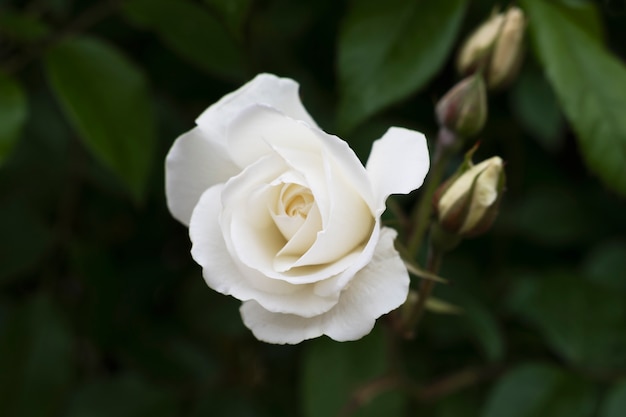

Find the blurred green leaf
[[0, 10, 50, 42], [510, 67, 564, 152], [176, 272, 247, 343], [45, 36, 156, 201], [120, 330, 219, 384], [582, 240, 626, 291], [601, 380, 626, 417], [431, 284, 505, 363], [191, 390, 260, 417], [498, 186, 593, 246], [203, 0, 253, 39], [436, 390, 482, 417], [65, 374, 178, 417], [482, 363, 596, 417], [557, 0, 605, 42], [122, 0, 245, 80], [508, 271, 626, 370], [0, 72, 27, 165], [458, 295, 504, 363], [522, 0, 626, 196], [0, 295, 73, 417], [337, 0, 466, 132], [0, 202, 52, 285], [302, 326, 405, 417]]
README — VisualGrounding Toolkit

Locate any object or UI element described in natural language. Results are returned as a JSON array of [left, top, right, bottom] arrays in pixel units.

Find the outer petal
[[165, 127, 239, 225], [323, 227, 409, 340], [190, 184, 340, 317], [240, 227, 409, 344], [196, 73, 318, 141], [366, 127, 430, 213]]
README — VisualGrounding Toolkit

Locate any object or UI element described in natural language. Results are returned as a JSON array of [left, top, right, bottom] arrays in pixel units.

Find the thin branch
[[402, 243, 443, 338], [415, 365, 504, 402], [336, 375, 404, 417], [336, 365, 504, 417]]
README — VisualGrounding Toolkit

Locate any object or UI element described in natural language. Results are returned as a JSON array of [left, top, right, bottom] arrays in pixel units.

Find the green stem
[[402, 243, 443, 338], [406, 129, 454, 257]]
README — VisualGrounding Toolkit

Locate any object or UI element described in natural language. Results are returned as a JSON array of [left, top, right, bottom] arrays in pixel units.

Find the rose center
[[283, 185, 314, 218], [269, 182, 320, 243]]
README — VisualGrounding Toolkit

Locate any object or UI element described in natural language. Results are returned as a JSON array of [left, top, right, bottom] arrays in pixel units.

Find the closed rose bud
[[435, 74, 487, 138], [435, 156, 505, 237], [457, 7, 526, 89]]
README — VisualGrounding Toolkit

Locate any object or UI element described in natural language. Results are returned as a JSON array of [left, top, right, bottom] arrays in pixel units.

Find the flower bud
[[457, 6, 526, 89], [435, 156, 505, 237], [435, 74, 487, 138]]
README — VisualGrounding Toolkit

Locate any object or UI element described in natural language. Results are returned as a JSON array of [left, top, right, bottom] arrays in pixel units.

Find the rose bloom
[[166, 74, 429, 344]]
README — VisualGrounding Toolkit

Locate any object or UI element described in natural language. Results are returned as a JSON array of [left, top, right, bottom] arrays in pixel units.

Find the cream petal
[[292, 175, 373, 267], [322, 227, 410, 340], [273, 203, 322, 267], [218, 150, 366, 285], [365, 127, 430, 214], [189, 185, 340, 317], [196, 73, 318, 142], [438, 157, 498, 219], [271, 146, 374, 269], [221, 155, 288, 275], [165, 127, 239, 225], [312, 220, 380, 297], [239, 228, 409, 344], [226, 105, 322, 168], [240, 301, 324, 344]]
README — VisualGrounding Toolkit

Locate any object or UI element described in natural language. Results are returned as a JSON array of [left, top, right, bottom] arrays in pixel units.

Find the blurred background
[[1, 0, 626, 416]]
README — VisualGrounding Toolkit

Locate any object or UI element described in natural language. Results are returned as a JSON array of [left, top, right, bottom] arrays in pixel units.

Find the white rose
[[165, 73, 430, 344]]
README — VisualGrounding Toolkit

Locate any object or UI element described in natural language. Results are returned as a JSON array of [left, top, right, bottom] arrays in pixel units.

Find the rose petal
[[221, 155, 289, 275], [165, 127, 239, 225], [226, 105, 322, 168], [312, 221, 380, 297], [290, 147, 373, 267], [220, 150, 368, 285], [240, 227, 409, 344], [196, 74, 318, 143], [190, 185, 340, 317], [229, 105, 376, 212], [267, 145, 373, 269], [322, 227, 410, 340], [366, 127, 430, 213]]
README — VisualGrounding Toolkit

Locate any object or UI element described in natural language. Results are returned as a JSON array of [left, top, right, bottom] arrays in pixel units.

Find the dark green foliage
[[1, 0, 626, 416]]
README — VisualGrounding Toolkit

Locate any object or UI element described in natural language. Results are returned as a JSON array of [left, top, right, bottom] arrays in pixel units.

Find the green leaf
[[556, 0, 605, 42], [432, 286, 505, 363], [507, 271, 626, 371], [203, 0, 253, 39], [482, 363, 596, 417], [0, 295, 74, 417], [0, 10, 50, 42], [459, 296, 504, 363], [498, 186, 593, 246], [582, 240, 626, 291], [45, 36, 156, 201], [601, 381, 626, 417], [337, 0, 466, 132], [510, 67, 565, 152], [521, 0, 626, 196], [0, 202, 52, 285], [122, 0, 245, 80], [436, 390, 482, 417], [65, 374, 178, 417], [301, 326, 405, 417], [0, 72, 27, 165]]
